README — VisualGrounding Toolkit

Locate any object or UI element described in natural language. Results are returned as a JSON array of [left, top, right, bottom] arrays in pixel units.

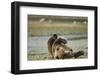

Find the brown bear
[[52, 38, 84, 59]]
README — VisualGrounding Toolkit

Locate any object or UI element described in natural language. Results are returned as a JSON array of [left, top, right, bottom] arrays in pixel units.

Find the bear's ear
[[53, 34, 58, 38]]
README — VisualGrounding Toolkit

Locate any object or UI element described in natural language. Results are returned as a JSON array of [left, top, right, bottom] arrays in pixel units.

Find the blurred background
[[28, 15, 87, 36]]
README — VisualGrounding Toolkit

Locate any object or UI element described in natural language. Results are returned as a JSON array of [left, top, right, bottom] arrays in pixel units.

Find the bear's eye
[[70, 49, 73, 51], [57, 47, 59, 51]]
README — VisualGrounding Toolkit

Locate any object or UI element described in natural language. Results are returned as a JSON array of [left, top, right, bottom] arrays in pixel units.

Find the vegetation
[[28, 22, 87, 36], [28, 15, 87, 36]]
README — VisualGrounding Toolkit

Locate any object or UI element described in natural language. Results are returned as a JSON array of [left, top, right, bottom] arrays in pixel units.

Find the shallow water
[[28, 34, 87, 55]]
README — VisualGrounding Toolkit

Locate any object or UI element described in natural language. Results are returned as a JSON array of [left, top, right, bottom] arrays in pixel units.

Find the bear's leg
[[74, 50, 84, 58]]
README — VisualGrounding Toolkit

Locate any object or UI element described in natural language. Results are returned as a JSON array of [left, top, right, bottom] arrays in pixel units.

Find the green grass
[[28, 21, 87, 36]]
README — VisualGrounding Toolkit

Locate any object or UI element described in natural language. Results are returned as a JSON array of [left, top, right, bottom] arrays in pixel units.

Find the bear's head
[[54, 45, 73, 59]]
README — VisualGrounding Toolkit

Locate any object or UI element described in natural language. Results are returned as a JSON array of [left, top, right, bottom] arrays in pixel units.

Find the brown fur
[[47, 34, 58, 57], [52, 38, 69, 59], [54, 43, 73, 59], [52, 38, 84, 59], [48, 35, 84, 59]]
